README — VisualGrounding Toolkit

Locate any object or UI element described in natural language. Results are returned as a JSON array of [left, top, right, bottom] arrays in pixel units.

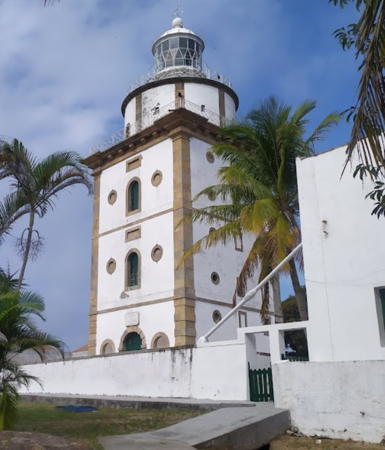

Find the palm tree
[[185, 97, 339, 321], [0, 191, 31, 246], [330, 0, 385, 170], [0, 284, 64, 429], [0, 139, 92, 289]]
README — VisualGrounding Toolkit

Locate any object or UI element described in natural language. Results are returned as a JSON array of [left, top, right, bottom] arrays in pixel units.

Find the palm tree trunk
[[288, 259, 308, 321], [271, 275, 283, 323], [17, 211, 35, 290]]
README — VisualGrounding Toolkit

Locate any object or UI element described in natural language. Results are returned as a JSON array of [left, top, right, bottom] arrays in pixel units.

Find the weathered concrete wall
[[273, 360, 385, 443], [20, 341, 249, 401]]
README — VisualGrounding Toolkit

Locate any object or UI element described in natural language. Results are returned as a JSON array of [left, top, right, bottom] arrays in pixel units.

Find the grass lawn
[[12, 401, 204, 449], [270, 435, 385, 449]]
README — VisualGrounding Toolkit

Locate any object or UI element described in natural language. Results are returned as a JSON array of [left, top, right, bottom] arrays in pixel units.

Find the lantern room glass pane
[[155, 36, 203, 72], [170, 37, 178, 48], [180, 37, 188, 48]]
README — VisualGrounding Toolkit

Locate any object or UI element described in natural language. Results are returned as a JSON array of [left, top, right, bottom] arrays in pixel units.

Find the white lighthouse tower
[[84, 17, 272, 356]]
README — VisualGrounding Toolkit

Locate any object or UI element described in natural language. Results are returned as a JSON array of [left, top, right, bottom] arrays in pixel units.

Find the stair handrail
[[198, 243, 303, 343]]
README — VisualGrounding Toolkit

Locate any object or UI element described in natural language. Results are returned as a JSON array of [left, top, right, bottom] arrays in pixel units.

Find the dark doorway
[[123, 332, 142, 351]]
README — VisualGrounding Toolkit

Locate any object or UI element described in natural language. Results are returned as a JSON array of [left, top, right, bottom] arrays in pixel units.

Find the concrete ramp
[[99, 403, 289, 450]]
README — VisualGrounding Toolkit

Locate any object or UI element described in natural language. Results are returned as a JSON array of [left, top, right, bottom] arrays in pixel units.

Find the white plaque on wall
[[125, 311, 139, 327]]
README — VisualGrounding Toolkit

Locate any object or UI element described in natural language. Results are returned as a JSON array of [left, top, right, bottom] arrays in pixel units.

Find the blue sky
[[0, 0, 359, 350]]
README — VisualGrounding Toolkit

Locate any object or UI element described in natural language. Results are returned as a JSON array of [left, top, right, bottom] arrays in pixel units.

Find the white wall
[[141, 84, 175, 130], [97, 212, 174, 310], [189, 137, 268, 342], [99, 138, 173, 234], [297, 147, 385, 361], [97, 300, 176, 352], [185, 83, 220, 125], [20, 342, 249, 401], [96, 137, 175, 354], [273, 360, 385, 443], [123, 81, 237, 136], [224, 92, 236, 122], [124, 99, 136, 134]]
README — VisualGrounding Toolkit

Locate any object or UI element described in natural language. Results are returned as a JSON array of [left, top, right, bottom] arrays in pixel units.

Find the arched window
[[126, 250, 140, 289], [151, 332, 170, 349], [123, 332, 142, 351], [100, 340, 115, 355], [127, 179, 140, 214]]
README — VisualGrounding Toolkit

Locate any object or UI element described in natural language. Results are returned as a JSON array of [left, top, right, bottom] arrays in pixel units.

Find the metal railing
[[126, 63, 233, 95], [89, 99, 233, 154], [198, 243, 303, 343]]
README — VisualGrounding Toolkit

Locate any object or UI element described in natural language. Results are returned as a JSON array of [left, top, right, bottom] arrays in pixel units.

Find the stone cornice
[[83, 108, 222, 173], [121, 76, 239, 115]]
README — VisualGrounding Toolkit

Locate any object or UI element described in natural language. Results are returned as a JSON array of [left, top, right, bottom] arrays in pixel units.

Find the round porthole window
[[106, 258, 116, 274], [211, 272, 220, 285], [206, 151, 215, 163], [151, 245, 163, 262], [108, 190, 117, 205], [212, 310, 222, 323], [151, 170, 163, 187]]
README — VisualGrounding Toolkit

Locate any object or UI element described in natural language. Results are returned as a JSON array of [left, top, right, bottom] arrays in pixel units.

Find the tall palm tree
[[0, 284, 64, 429], [185, 97, 339, 321], [331, 0, 385, 170], [0, 139, 92, 289]]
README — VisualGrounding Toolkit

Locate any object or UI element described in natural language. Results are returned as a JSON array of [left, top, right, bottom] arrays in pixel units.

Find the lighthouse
[[84, 17, 271, 356]]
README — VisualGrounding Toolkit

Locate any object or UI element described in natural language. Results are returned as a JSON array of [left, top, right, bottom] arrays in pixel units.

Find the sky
[[0, 0, 360, 350]]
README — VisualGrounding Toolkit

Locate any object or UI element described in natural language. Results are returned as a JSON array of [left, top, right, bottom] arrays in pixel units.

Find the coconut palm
[[0, 284, 64, 429], [330, 0, 385, 169], [0, 139, 92, 289], [185, 97, 339, 321]]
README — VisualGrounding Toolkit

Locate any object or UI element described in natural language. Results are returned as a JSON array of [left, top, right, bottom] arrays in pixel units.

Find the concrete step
[[99, 403, 290, 450]]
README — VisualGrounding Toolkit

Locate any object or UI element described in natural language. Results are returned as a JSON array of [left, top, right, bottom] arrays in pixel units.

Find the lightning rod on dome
[[173, 0, 184, 27]]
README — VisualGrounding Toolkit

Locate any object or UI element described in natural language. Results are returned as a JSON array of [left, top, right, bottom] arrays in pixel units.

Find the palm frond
[[305, 113, 341, 146], [0, 191, 30, 242], [178, 220, 242, 265], [290, 100, 316, 125], [335, 0, 385, 171]]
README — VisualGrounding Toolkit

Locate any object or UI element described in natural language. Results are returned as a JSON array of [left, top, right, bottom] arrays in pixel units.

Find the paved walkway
[[99, 403, 290, 450]]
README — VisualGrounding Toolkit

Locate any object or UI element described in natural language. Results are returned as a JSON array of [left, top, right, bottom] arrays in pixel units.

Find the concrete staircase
[[99, 403, 290, 450]]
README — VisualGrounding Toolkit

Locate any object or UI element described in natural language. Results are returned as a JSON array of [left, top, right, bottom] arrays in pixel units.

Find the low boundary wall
[[20, 341, 249, 401], [273, 360, 385, 443]]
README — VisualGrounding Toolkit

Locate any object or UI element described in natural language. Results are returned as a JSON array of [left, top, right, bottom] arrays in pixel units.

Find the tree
[[281, 293, 309, 358], [0, 281, 64, 429], [330, 1, 385, 215], [0, 139, 92, 289], [185, 97, 339, 321]]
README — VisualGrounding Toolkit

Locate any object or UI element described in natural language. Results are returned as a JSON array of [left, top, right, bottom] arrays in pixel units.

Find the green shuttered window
[[127, 180, 140, 212], [128, 252, 139, 287]]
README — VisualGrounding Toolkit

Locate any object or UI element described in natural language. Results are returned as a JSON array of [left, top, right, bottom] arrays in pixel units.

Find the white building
[[84, 17, 274, 356], [21, 116, 385, 443], [297, 145, 385, 362]]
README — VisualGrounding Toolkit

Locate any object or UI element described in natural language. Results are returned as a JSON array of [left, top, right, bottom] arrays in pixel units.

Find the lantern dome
[[152, 17, 205, 79]]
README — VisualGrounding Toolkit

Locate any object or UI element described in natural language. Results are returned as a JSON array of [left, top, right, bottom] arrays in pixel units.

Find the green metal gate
[[248, 364, 274, 402]]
